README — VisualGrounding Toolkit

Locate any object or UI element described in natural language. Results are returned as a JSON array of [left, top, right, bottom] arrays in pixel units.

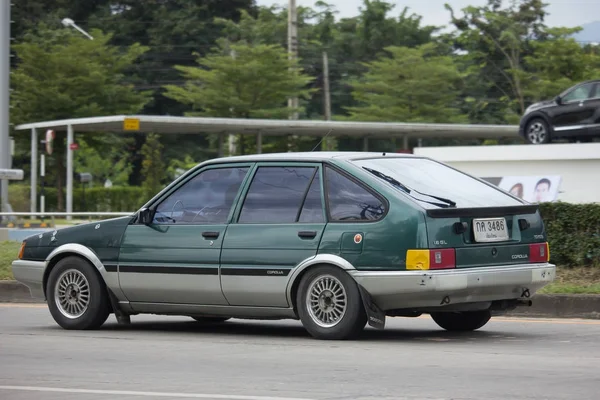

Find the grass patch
[[0, 241, 20, 280], [538, 267, 600, 294], [0, 240, 599, 293]]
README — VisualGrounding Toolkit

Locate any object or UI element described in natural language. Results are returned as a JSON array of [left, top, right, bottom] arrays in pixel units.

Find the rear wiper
[[362, 167, 456, 208], [363, 167, 410, 193]]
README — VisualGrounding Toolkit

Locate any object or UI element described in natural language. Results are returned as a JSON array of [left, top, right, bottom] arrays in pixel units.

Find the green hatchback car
[[12, 152, 555, 340]]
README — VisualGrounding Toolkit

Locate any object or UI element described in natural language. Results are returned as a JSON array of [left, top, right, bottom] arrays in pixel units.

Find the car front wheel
[[525, 118, 550, 144], [430, 310, 492, 332], [46, 256, 111, 330], [296, 266, 367, 340]]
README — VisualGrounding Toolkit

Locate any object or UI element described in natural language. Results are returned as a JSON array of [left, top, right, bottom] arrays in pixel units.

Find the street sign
[[0, 169, 24, 180], [76, 172, 93, 183], [69, 142, 79, 150], [46, 130, 55, 155], [123, 118, 140, 131]]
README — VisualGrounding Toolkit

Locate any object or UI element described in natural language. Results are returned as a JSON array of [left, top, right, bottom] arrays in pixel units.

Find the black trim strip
[[118, 265, 218, 275], [426, 205, 539, 219], [104, 264, 118, 272], [221, 268, 291, 277]]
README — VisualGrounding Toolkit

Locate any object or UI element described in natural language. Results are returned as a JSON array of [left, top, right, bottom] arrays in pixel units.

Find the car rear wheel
[[46, 256, 111, 330], [296, 266, 367, 340], [430, 310, 492, 332], [525, 118, 550, 144], [191, 316, 231, 323]]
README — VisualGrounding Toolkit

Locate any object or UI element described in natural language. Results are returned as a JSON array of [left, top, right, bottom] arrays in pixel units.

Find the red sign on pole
[[69, 143, 79, 151]]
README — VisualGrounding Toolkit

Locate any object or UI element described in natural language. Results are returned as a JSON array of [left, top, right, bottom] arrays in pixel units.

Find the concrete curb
[[1, 280, 599, 319], [0, 281, 44, 303]]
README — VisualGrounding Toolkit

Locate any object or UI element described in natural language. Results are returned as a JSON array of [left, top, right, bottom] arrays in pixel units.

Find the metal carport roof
[[14, 114, 519, 138], [13, 115, 520, 218]]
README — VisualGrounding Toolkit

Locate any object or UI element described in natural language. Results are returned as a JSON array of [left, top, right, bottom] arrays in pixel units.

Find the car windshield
[[351, 157, 523, 209]]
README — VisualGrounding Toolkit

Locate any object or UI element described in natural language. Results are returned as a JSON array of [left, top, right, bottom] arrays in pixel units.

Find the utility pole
[[323, 51, 331, 122], [322, 51, 332, 151], [0, 0, 11, 212], [287, 0, 298, 120]]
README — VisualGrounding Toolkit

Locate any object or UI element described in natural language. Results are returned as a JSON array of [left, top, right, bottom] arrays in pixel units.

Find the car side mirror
[[138, 208, 155, 225], [554, 95, 562, 105]]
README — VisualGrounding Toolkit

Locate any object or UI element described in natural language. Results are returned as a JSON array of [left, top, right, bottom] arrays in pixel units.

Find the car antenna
[[310, 129, 334, 152]]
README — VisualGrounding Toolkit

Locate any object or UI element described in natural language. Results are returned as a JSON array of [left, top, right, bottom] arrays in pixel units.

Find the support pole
[[30, 128, 38, 215], [66, 125, 73, 220], [0, 0, 10, 211], [287, 0, 298, 120], [218, 133, 224, 157], [363, 137, 369, 152], [403, 135, 409, 151], [323, 51, 331, 122], [40, 153, 45, 216], [256, 131, 263, 154]]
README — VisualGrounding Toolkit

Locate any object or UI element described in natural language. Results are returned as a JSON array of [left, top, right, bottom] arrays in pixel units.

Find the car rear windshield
[[351, 157, 523, 209]]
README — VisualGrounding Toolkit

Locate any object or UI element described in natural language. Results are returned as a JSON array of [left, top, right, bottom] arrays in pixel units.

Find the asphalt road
[[1, 304, 599, 400]]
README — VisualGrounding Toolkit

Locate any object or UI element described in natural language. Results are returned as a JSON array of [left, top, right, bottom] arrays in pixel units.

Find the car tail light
[[17, 242, 26, 259], [529, 242, 549, 263], [406, 249, 456, 270]]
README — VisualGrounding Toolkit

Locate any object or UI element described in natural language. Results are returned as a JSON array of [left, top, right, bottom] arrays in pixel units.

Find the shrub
[[539, 202, 600, 268], [7, 184, 145, 213]]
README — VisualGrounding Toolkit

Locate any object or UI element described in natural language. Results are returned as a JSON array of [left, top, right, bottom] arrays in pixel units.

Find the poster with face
[[482, 176, 561, 203]]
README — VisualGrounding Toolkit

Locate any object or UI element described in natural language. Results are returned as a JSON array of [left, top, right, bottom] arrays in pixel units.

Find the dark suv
[[519, 80, 600, 144]]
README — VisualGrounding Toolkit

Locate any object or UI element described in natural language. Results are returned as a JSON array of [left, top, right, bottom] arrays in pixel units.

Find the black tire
[[191, 316, 231, 323], [430, 310, 492, 332], [296, 266, 367, 340], [525, 118, 551, 144], [46, 256, 111, 330]]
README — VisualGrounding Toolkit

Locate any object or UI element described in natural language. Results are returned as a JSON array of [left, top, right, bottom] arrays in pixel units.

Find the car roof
[[204, 151, 424, 165]]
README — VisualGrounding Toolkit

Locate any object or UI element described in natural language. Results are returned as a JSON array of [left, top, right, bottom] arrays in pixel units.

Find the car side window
[[238, 166, 317, 224], [325, 167, 385, 222], [562, 83, 595, 103], [298, 172, 325, 223], [153, 167, 249, 225]]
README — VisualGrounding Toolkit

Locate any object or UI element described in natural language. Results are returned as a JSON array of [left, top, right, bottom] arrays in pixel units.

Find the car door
[[551, 82, 597, 133], [580, 83, 600, 136], [117, 164, 252, 305], [220, 162, 327, 307]]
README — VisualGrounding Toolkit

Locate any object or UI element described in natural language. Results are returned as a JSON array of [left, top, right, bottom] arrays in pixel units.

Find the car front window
[[153, 167, 250, 224], [562, 83, 595, 103], [351, 157, 523, 209]]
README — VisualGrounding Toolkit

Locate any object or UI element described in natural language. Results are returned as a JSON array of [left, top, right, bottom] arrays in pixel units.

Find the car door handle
[[202, 231, 220, 239], [298, 231, 317, 239]]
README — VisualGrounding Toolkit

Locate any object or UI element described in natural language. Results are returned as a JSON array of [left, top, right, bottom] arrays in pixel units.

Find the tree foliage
[[8, 0, 600, 192], [10, 26, 151, 209], [163, 41, 314, 119], [140, 134, 166, 200], [346, 44, 467, 123]]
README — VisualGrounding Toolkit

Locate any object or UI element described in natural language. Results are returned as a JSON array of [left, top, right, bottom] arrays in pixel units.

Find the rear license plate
[[473, 217, 509, 242]]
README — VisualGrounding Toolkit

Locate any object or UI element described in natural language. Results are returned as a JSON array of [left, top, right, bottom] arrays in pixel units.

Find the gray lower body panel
[[128, 302, 297, 319]]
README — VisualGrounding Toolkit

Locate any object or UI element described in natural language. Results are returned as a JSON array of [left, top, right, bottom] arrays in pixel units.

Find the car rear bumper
[[350, 263, 556, 311], [11, 259, 47, 299]]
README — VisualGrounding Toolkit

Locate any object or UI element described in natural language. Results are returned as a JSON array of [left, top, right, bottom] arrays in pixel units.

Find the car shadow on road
[[83, 316, 540, 343]]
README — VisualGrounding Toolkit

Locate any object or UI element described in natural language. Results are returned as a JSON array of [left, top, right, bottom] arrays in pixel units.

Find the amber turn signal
[[17, 242, 26, 259]]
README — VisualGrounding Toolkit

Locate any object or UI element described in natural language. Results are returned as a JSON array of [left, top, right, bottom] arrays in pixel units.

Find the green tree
[[11, 26, 151, 210], [163, 41, 314, 154], [74, 139, 134, 187], [446, 0, 549, 121], [140, 134, 166, 200], [522, 27, 600, 102], [345, 44, 466, 124]]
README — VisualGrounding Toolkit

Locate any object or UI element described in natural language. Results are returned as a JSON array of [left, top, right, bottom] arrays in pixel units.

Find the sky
[[255, 0, 600, 30]]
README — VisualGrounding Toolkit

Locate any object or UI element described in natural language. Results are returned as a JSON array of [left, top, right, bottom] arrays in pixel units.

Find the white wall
[[413, 143, 600, 204]]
